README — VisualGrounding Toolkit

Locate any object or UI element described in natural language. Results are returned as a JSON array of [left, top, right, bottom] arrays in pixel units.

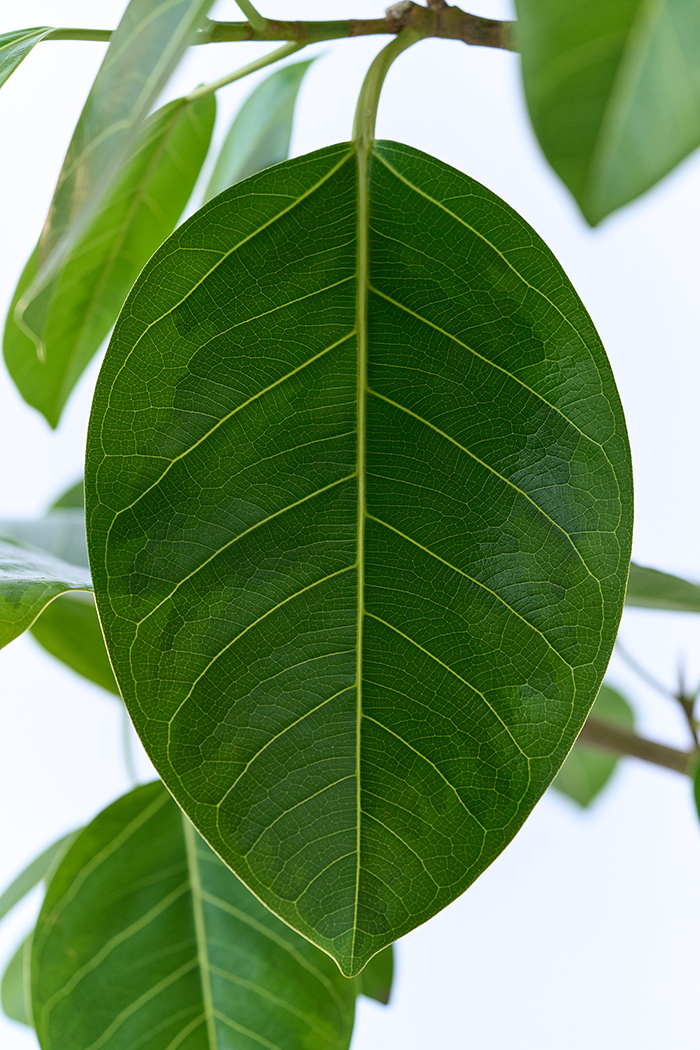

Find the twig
[[579, 716, 695, 776]]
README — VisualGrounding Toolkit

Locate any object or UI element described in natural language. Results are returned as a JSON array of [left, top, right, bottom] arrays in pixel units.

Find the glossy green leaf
[[31, 593, 119, 696], [0, 833, 75, 925], [625, 561, 700, 613], [5, 94, 215, 426], [0, 27, 52, 89], [86, 140, 632, 975], [32, 782, 357, 1050], [0, 510, 87, 569], [18, 0, 214, 349], [1, 936, 31, 1027], [516, 0, 700, 224], [0, 539, 91, 649], [552, 683, 634, 807], [357, 945, 393, 1005], [204, 58, 313, 202]]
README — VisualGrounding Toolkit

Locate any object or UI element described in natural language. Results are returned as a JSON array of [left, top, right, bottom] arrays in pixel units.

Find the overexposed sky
[[2, 2, 700, 1048]]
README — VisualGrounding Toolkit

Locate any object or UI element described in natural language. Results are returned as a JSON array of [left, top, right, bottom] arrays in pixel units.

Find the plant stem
[[185, 42, 304, 102], [44, 5, 516, 50], [234, 0, 267, 33], [353, 28, 423, 149], [580, 715, 695, 776]]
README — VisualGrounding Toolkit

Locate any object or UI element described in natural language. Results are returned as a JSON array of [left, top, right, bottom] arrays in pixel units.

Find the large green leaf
[[552, 683, 634, 807], [0, 27, 52, 89], [516, 0, 700, 224], [5, 94, 215, 426], [0, 539, 91, 649], [1, 936, 31, 1027], [204, 58, 314, 202], [625, 561, 700, 613], [18, 0, 214, 350], [31, 593, 119, 696], [86, 140, 632, 975], [32, 782, 356, 1050], [0, 832, 76, 925]]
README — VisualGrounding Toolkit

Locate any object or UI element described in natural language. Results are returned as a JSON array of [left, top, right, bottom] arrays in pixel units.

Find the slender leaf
[[1, 936, 31, 1027], [86, 140, 632, 975], [552, 683, 634, 807], [625, 561, 700, 613], [49, 478, 83, 512], [0, 540, 91, 649], [516, 0, 700, 224], [0, 833, 75, 925], [31, 593, 119, 696], [32, 782, 357, 1050], [204, 58, 313, 202], [0, 27, 53, 89], [357, 945, 393, 1005], [5, 94, 215, 426], [18, 0, 214, 350], [0, 510, 87, 569]]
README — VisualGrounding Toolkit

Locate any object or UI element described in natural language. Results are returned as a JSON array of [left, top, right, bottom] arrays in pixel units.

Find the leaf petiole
[[185, 41, 304, 102]]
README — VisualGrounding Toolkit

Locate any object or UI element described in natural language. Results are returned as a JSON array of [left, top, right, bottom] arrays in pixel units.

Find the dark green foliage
[[86, 139, 632, 975]]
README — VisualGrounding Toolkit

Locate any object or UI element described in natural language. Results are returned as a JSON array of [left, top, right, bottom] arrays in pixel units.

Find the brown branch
[[580, 716, 696, 776], [46, 5, 516, 51]]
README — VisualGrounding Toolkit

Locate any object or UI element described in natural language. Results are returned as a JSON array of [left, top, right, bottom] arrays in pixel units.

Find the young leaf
[[4, 94, 215, 427], [86, 140, 632, 975], [1, 936, 31, 1027], [48, 478, 84, 512], [0, 832, 76, 925], [0, 539, 91, 649], [31, 593, 119, 696], [357, 945, 393, 1005], [0, 27, 53, 89], [204, 58, 314, 202], [516, 0, 700, 224], [18, 0, 214, 350], [31, 782, 357, 1050], [552, 683, 635, 807], [626, 562, 700, 613]]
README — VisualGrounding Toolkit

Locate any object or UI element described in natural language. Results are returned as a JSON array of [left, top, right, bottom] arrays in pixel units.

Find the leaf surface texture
[[86, 140, 632, 974]]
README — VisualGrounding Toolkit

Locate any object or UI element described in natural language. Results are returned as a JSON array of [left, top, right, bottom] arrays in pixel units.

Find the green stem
[[234, 0, 267, 33], [353, 28, 423, 149], [185, 42, 304, 102], [580, 715, 696, 776], [44, 7, 516, 50]]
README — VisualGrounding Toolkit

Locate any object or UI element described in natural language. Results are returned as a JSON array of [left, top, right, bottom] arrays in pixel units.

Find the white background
[[2, 1, 700, 1047]]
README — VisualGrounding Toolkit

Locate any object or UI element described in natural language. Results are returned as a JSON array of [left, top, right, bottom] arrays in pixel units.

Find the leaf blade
[[31, 783, 356, 1050], [0, 27, 52, 89], [0, 540, 91, 650], [86, 140, 632, 974], [1, 936, 31, 1027], [625, 561, 700, 613], [18, 0, 214, 349], [0, 833, 75, 925], [204, 58, 314, 202], [5, 94, 215, 426], [516, 0, 700, 223], [552, 683, 635, 807]]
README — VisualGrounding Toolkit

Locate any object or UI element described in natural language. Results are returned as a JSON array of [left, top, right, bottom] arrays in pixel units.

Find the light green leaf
[[357, 945, 393, 1005], [5, 94, 215, 426], [18, 0, 214, 350], [1, 936, 31, 1027], [86, 140, 632, 975], [516, 0, 700, 224], [31, 593, 119, 696], [49, 478, 84, 512], [552, 683, 635, 807], [0, 539, 91, 649], [0, 27, 52, 89], [204, 58, 313, 202], [0, 832, 75, 925], [0, 510, 87, 569], [32, 782, 357, 1050], [625, 561, 700, 613]]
